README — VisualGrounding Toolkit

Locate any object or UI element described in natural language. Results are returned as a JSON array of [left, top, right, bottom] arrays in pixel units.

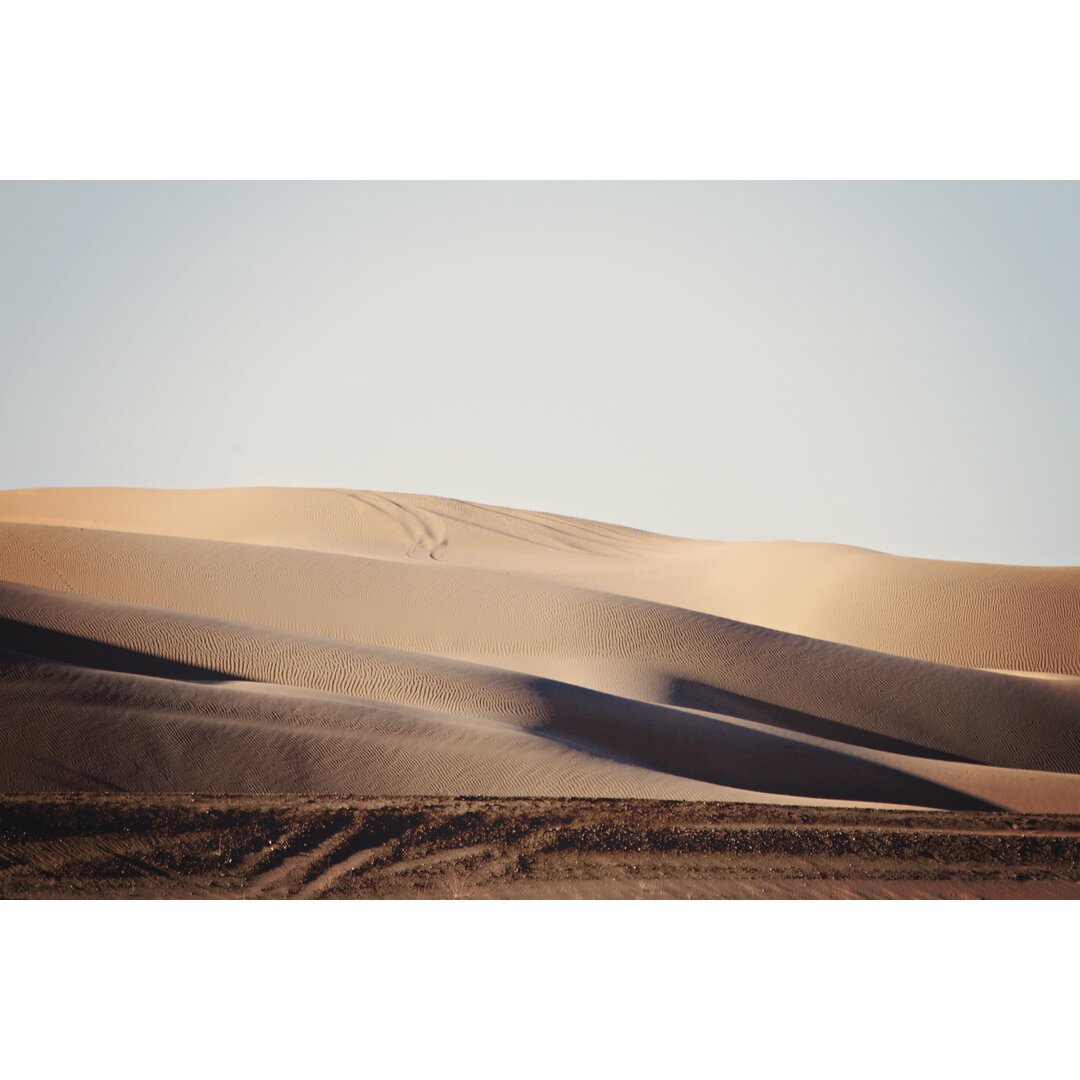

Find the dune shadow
[[666, 678, 979, 765], [0, 618, 232, 683], [0, 616, 999, 810], [527, 679, 999, 811]]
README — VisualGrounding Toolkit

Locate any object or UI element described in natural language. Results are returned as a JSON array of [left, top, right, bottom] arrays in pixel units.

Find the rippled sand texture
[[2, 487, 1079, 811]]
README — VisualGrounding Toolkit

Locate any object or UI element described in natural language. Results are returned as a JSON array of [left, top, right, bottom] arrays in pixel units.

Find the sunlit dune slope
[[3, 486, 1077, 672]]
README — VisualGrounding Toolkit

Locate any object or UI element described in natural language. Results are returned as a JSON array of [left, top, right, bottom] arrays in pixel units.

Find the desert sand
[[2, 486, 1079, 816]]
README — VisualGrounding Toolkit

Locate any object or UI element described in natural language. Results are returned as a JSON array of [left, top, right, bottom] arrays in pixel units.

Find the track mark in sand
[[380, 495, 448, 561], [352, 843, 499, 896], [10, 531, 76, 593], [239, 811, 354, 898], [292, 834, 399, 898], [341, 492, 448, 560], [243, 809, 425, 898], [294, 809, 425, 898], [244, 830, 351, 898]]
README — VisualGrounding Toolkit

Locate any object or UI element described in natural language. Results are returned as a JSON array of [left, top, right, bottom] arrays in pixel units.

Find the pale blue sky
[[2, 182, 1077, 564]]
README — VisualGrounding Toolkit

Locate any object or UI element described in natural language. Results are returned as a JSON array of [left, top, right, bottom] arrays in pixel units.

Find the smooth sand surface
[[2, 487, 1079, 811]]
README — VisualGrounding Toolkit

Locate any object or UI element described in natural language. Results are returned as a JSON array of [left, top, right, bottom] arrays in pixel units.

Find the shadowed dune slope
[[1, 488, 1079, 811]]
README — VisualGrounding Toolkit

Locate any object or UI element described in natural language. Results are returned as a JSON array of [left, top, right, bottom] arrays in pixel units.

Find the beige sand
[[2, 487, 1079, 811]]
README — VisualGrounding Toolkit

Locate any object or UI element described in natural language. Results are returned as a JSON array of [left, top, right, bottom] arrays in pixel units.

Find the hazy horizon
[[3, 181, 1078, 565]]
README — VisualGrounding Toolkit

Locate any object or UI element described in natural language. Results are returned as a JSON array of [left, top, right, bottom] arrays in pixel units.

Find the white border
[[2, 1, 1079, 178], [2, 899, 1075, 1079]]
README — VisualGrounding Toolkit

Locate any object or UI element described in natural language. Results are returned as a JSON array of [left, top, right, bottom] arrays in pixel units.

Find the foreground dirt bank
[[3, 795, 1079, 899]]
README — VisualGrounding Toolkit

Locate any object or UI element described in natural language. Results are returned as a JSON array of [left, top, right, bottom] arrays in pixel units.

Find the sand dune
[[5, 485, 1077, 672], [2, 487, 1079, 811]]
